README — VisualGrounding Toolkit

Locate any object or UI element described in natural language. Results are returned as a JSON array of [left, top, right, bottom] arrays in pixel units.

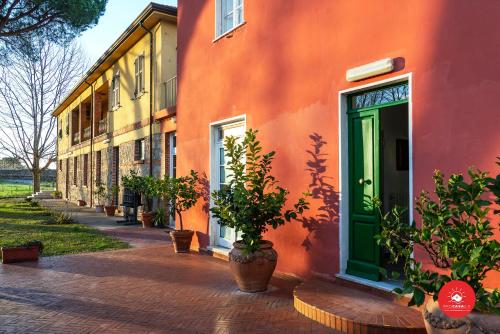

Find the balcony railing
[[161, 76, 177, 109], [98, 118, 107, 135], [73, 131, 80, 145], [83, 127, 91, 141]]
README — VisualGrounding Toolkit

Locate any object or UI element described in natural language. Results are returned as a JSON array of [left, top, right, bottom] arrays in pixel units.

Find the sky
[[78, 0, 178, 66]]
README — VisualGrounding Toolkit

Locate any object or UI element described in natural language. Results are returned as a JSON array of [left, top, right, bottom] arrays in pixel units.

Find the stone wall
[[57, 133, 162, 207]]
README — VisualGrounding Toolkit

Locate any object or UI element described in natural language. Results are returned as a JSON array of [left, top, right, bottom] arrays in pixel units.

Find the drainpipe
[[84, 80, 94, 206], [140, 21, 154, 177]]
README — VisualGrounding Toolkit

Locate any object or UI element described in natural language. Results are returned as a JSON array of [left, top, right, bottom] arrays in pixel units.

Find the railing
[[98, 118, 107, 135], [161, 76, 177, 109], [73, 131, 80, 145], [83, 127, 91, 141]]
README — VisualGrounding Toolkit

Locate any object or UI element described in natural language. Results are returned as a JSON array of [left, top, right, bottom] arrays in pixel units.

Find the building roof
[[51, 2, 177, 117]]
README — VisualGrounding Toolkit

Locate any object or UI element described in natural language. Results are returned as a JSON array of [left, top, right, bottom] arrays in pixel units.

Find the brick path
[[0, 201, 335, 334]]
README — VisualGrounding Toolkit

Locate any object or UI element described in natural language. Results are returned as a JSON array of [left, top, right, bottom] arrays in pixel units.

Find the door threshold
[[205, 245, 231, 261], [335, 273, 401, 293]]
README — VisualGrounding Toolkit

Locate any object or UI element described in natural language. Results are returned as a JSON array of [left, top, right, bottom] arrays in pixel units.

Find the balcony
[[73, 132, 80, 145], [97, 118, 107, 135], [161, 76, 177, 110], [83, 127, 91, 141]]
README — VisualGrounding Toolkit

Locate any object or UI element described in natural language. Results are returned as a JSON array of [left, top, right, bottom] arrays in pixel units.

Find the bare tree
[[0, 34, 87, 192]]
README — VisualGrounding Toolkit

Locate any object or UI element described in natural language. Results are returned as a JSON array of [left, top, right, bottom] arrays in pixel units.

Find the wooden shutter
[[134, 140, 141, 161]]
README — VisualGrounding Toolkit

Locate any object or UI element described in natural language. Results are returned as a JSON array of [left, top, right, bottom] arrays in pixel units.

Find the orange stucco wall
[[176, 0, 500, 285]]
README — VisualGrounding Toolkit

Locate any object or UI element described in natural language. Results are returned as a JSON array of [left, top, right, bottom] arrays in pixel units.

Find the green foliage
[[375, 161, 500, 314], [161, 170, 200, 231], [22, 240, 44, 253], [122, 171, 161, 212], [93, 182, 106, 205], [50, 211, 76, 225], [0, 0, 108, 42], [153, 207, 167, 228], [52, 190, 62, 199], [210, 129, 310, 253]]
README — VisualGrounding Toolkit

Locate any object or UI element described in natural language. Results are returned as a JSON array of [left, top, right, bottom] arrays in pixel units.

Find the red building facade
[[173, 0, 499, 287]]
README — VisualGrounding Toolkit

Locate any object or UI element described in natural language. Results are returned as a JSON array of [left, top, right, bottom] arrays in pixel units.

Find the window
[[134, 55, 145, 96], [171, 133, 176, 178], [73, 157, 78, 186], [95, 150, 102, 185], [83, 154, 88, 186], [350, 82, 408, 110], [134, 139, 146, 161], [216, 0, 244, 37], [111, 71, 120, 109]]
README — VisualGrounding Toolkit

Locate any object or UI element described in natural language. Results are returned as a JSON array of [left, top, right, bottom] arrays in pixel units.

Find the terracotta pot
[[422, 299, 499, 334], [229, 240, 277, 293], [95, 205, 104, 213], [169, 230, 194, 253], [77, 200, 86, 207], [1, 246, 40, 264], [104, 205, 116, 216], [141, 211, 155, 228]]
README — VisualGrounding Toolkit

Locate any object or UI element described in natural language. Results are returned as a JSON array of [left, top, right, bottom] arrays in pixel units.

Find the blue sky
[[78, 0, 177, 66]]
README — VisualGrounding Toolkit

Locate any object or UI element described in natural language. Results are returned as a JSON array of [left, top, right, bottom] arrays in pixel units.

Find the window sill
[[213, 21, 246, 43], [134, 160, 145, 165], [131, 91, 146, 101], [111, 104, 122, 112]]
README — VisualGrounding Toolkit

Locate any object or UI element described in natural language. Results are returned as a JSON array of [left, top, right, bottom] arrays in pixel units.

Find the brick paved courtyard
[[0, 205, 335, 334]]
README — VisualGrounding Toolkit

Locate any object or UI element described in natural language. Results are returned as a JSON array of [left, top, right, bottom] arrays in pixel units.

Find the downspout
[[140, 21, 154, 177], [84, 80, 94, 206]]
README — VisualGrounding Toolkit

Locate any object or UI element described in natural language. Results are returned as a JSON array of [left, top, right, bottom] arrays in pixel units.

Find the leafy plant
[[94, 182, 106, 205], [50, 211, 76, 225], [153, 207, 167, 227], [121, 171, 160, 212], [162, 170, 200, 231], [105, 185, 119, 206], [52, 190, 62, 198], [22, 240, 44, 253], [210, 129, 309, 254], [375, 161, 500, 314]]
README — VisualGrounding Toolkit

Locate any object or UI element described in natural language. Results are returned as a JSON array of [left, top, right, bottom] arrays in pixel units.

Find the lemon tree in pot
[[375, 163, 500, 334], [104, 185, 119, 216], [94, 182, 106, 213], [164, 170, 200, 253], [122, 171, 158, 228], [211, 129, 309, 293]]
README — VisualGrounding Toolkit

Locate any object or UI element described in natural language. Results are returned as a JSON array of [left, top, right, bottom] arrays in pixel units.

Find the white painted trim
[[213, 0, 246, 42], [206, 245, 231, 257], [336, 273, 401, 293], [208, 114, 247, 248], [337, 73, 414, 277]]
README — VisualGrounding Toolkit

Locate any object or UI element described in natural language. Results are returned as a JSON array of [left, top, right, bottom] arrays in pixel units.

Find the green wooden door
[[346, 109, 381, 281]]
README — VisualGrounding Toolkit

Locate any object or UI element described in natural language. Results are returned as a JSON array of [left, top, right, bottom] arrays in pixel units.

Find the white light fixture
[[346, 58, 394, 82], [103, 139, 110, 144]]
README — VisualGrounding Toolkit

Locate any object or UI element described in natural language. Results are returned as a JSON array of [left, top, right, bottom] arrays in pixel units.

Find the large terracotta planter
[[229, 240, 277, 293], [141, 211, 155, 228], [95, 205, 104, 213], [169, 230, 194, 253], [1, 246, 40, 264], [422, 299, 499, 334], [104, 205, 116, 216], [77, 200, 86, 207]]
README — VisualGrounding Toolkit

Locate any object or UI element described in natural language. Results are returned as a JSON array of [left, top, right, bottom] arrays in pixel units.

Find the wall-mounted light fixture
[[346, 58, 394, 82]]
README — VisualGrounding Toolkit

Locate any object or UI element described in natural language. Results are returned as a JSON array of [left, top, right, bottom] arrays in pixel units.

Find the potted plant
[[138, 176, 159, 228], [104, 185, 119, 216], [77, 199, 86, 207], [94, 182, 106, 213], [52, 190, 62, 199], [210, 129, 309, 292], [165, 170, 201, 252], [375, 163, 500, 333], [1, 240, 44, 264]]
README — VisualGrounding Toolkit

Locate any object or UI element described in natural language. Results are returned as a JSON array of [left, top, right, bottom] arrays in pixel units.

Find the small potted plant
[[104, 185, 119, 216], [1, 240, 44, 264], [138, 176, 159, 228], [210, 129, 309, 292], [375, 163, 500, 334], [165, 170, 201, 252], [94, 182, 106, 213], [77, 199, 86, 207], [52, 190, 62, 199]]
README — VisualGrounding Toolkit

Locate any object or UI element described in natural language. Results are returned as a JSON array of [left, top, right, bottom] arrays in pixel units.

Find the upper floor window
[[216, 0, 244, 37], [134, 55, 145, 96], [111, 71, 120, 109], [134, 138, 146, 162]]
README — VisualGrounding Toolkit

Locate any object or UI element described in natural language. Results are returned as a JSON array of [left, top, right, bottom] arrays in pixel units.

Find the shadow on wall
[[195, 172, 211, 246], [299, 133, 340, 274]]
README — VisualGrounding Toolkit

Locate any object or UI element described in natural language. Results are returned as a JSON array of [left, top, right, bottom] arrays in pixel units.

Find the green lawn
[[0, 179, 55, 198], [0, 199, 129, 258]]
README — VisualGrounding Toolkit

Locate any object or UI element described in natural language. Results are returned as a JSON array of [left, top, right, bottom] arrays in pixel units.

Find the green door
[[346, 108, 381, 281]]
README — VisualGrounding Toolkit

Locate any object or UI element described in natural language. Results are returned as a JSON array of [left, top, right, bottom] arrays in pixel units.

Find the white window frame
[[111, 70, 120, 109], [134, 55, 145, 96], [140, 139, 146, 161], [215, 0, 244, 39]]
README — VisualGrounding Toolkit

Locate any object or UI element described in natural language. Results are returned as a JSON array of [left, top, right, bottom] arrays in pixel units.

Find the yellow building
[[53, 3, 177, 208]]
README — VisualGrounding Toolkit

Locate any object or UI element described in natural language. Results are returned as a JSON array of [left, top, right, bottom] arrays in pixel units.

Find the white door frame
[[338, 73, 413, 276], [168, 131, 176, 227], [208, 115, 246, 249]]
